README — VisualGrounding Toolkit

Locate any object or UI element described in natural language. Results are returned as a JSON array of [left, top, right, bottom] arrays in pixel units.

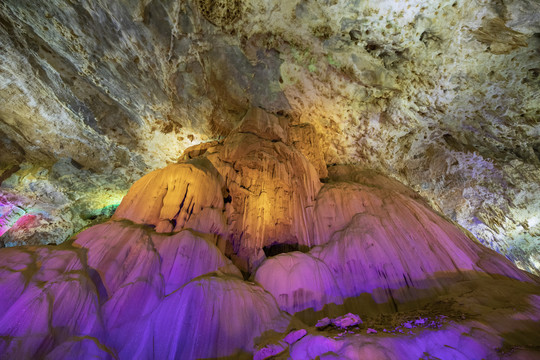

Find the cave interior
[[0, 0, 539, 359]]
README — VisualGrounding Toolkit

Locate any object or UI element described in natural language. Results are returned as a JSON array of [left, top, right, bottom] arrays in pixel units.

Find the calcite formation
[[114, 108, 322, 272], [254, 251, 344, 314], [208, 108, 322, 270], [0, 108, 539, 359], [113, 158, 226, 234], [0, 221, 288, 359]]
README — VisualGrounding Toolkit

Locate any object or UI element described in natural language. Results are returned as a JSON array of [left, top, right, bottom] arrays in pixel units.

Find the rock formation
[[113, 158, 227, 235], [254, 251, 344, 314], [0, 107, 539, 359], [206, 108, 322, 271]]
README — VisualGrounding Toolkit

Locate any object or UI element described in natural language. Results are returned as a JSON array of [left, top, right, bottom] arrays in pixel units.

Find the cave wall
[[0, 0, 539, 274]]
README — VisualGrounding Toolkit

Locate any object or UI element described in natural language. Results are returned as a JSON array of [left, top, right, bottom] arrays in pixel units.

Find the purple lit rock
[[310, 180, 529, 304], [102, 279, 162, 332], [74, 221, 164, 333], [283, 329, 308, 344], [289, 335, 341, 360], [254, 251, 343, 314], [74, 221, 163, 297], [152, 229, 242, 294], [331, 313, 363, 329], [75, 220, 241, 298], [288, 316, 539, 360], [73, 220, 243, 335], [0, 248, 33, 311], [311, 182, 382, 246], [44, 337, 115, 360], [254, 342, 287, 360], [403, 322, 413, 329], [32, 247, 86, 282], [129, 274, 289, 359], [316, 317, 332, 328], [0, 247, 103, 359]]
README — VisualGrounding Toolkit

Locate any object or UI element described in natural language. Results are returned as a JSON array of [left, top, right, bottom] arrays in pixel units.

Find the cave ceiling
[[0, 0, 539, 274]]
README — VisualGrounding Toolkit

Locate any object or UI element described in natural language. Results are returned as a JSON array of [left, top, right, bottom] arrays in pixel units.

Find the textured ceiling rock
[[0, 0, 539, 276]]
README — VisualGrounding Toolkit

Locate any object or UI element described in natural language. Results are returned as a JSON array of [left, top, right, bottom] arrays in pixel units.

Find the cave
[[0, 1, 539, 359]]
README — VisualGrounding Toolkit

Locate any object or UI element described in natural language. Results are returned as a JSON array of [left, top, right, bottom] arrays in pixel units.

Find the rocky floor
[[257, 278, 540, 360]]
